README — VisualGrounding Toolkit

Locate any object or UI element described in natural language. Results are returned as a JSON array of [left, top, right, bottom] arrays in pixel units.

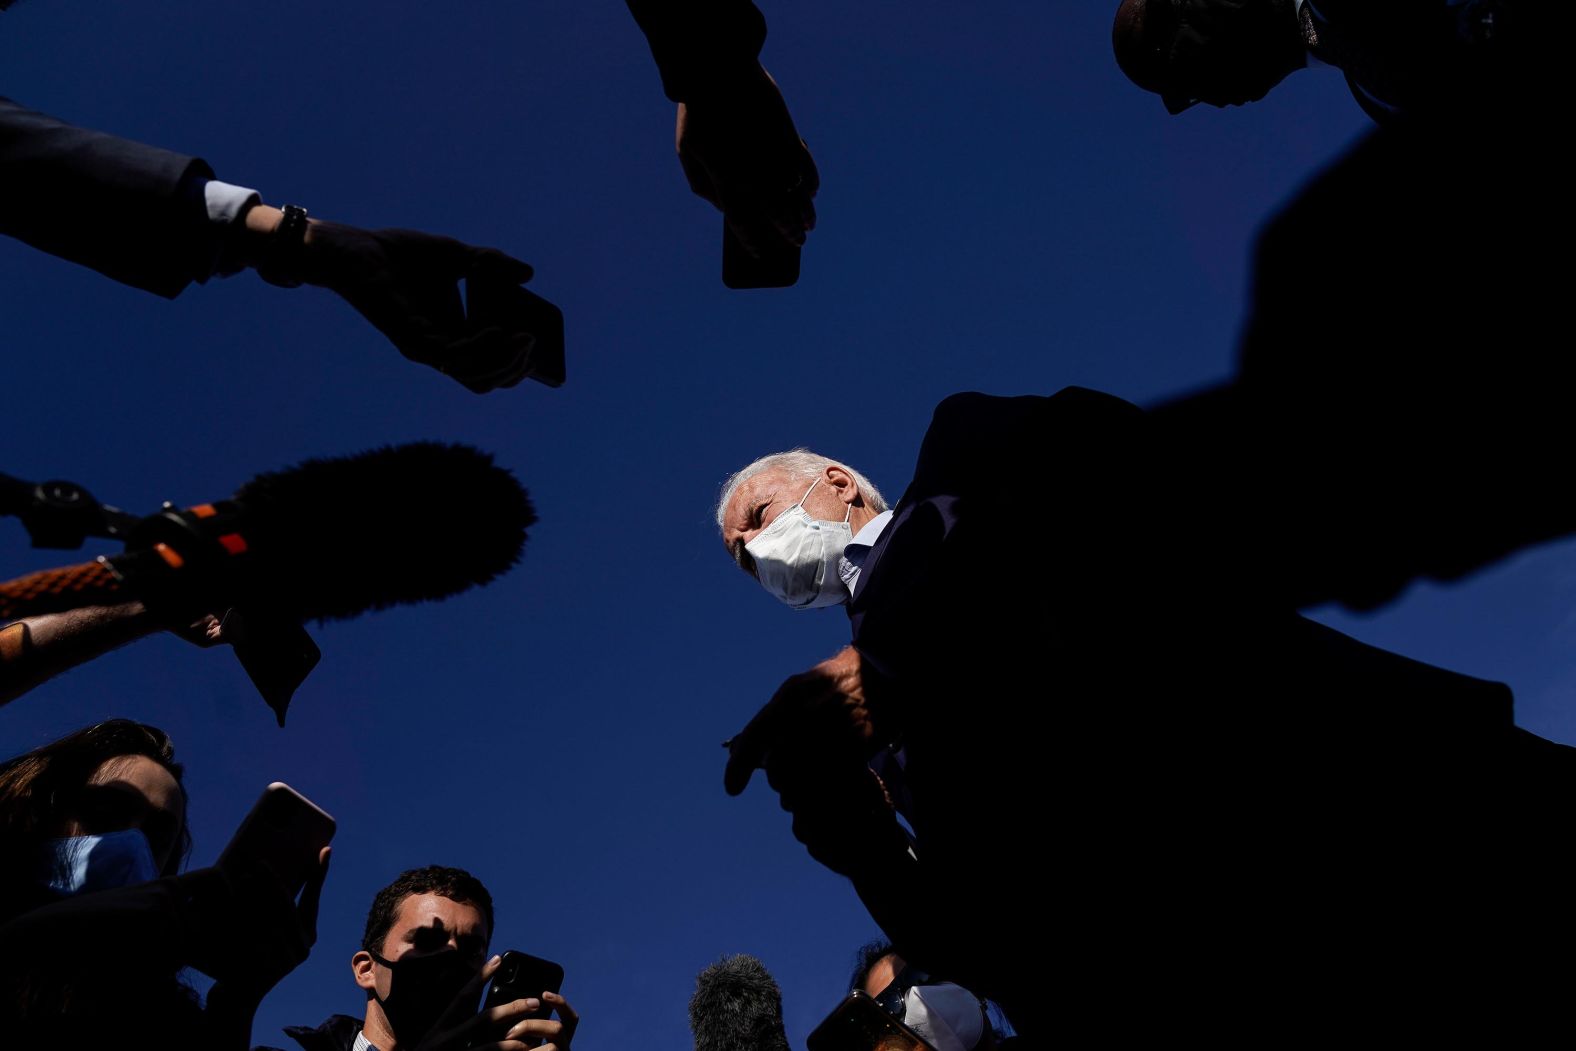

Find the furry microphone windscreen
[[690, 954, 792, 1051], [230, 441, 534, 622]]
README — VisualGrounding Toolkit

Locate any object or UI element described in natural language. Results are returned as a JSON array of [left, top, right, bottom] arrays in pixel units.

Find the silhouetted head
[[1113, 0, 1306, 113], [0, 720, 191, 885]]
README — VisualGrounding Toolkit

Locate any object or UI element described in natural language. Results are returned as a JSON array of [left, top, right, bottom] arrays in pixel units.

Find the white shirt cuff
[[203, 180, 262, 225]]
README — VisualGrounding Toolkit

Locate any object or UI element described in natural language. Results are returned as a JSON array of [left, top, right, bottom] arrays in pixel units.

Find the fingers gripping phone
[[807, 991, 938, 1051], [479, 950, 565, 1048], [215, 782, 335, 898]]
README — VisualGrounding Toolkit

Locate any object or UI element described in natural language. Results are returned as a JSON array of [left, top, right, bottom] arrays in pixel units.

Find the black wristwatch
[[259, 203, 310, 288]]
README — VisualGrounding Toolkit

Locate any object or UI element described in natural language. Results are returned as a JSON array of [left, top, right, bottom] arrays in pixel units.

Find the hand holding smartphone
[[475, 950, 565, 1049], [216, 782, 336, 899]]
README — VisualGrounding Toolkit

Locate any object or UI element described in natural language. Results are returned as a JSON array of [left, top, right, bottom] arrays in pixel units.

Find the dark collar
[[280, 1014, 365, 1051]]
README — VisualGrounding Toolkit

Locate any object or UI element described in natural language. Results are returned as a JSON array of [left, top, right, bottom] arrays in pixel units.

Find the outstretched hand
[[301, 222, 552, 393], [676, 64, 818, 263]]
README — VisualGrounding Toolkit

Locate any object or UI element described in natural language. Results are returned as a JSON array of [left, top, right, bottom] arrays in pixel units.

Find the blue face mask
[[35, 828, 159, 896]]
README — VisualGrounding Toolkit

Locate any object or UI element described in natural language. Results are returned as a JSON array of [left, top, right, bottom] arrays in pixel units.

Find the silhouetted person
[[625, 1, 817, 284], [0, 96, 552, 392], [714, 399, 1576, 1040], [0, 720, 329, 1051], [1111, 0, 1529, 121], [254, 865, 578, 1051]]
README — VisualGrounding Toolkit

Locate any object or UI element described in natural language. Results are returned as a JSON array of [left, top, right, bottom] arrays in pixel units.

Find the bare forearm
[[0, 602, 160, 706]]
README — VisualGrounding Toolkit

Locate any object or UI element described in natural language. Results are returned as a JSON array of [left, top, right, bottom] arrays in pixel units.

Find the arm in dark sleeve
[[624, 0, 768, 102], [0, 96, 217, 298], [0, 871, 227, 976]]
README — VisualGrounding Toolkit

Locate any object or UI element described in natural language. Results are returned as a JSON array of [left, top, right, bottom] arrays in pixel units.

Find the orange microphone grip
[[0, 560, 124, 620]]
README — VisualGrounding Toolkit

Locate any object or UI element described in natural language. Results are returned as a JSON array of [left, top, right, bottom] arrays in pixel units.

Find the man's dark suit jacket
[[1, 96, 214, 297], [844, 388, 1576, 1039]]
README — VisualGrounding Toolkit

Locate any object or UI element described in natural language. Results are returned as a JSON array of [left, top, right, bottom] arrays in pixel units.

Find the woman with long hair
[[0, 718, 328, 1050]]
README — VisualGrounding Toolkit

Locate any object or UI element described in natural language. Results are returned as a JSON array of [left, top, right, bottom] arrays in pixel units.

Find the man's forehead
[[395, 892, 487, 935], [729, 467, 795, 518]]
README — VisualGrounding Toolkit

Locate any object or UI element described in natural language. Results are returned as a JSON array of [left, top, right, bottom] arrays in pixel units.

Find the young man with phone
[[255, 865, 577, 1051]]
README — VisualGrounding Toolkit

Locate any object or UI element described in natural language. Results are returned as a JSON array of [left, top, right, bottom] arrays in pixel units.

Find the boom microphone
[[0, 444, 532, 721], [0, 442, 532, 622], [690, 954, 792, 1051]]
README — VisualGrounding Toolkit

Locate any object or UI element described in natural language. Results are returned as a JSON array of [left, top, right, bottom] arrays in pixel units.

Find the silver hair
[[715, 448, 888, 539]]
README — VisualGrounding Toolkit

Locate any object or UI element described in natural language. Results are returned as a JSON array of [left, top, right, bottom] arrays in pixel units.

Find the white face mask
[[35, 828, 160, 896], [903, 983, 988, 1051], [745, 478, 854, 610]]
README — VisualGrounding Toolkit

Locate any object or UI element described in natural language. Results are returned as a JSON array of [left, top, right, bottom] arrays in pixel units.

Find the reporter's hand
[[199, 846, 331, 1001], [299, 222, 544, 393], [498, 990, 579, 1051], [676, 64, 818, 261], [169, 612, 226, 648], [411, 957, 579, 1051]]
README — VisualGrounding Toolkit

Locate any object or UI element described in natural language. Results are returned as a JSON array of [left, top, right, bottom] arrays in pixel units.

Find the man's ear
[[825, 466, 862, 507], [352, 949, 378, 992]]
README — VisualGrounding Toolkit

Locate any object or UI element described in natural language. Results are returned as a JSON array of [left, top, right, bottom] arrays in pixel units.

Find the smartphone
[[465, 280, 566, 388], [807, 991, 937, 1051], [475, 951, 564, 1049], [722, 220, 801, 289], [215, 782, 335, 899]]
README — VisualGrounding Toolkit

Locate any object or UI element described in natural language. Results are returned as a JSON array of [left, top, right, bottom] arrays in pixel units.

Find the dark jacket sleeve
[[0, 96, 215, 298], [624, 0, 767, 102]]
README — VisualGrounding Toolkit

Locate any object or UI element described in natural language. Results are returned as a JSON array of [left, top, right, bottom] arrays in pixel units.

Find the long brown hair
[[0, 719, 191, 878]]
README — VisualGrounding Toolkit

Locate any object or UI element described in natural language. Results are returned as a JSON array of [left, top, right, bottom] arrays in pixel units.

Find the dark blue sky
[[5, 2, 1575, 1045]]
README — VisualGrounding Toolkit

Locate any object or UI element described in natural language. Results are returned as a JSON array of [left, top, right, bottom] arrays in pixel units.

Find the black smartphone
[[806, 991, 936, 1051], [478, 950, 565, 1047], [722, 219, 801, 289], [215, 782, 335, 899], [465, 280, 566, 388]]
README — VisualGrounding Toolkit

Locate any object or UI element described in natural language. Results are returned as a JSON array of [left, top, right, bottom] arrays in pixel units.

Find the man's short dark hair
[[849, 939, 897, 993], [362, 865, 496, 953]]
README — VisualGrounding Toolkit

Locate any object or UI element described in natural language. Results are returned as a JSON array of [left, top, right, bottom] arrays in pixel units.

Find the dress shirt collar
[[838, 509, 895, 596]]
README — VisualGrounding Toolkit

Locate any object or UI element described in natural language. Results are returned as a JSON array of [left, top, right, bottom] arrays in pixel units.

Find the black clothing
[[0, 96, 218, 297], [624, 0, 766, 103], [842, 388, 1576, 1040], [254, 1014, 364, 1051], [0, 872, 226, 1050]]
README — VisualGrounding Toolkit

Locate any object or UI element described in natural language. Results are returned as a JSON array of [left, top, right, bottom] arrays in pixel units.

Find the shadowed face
[[1113, 0, 1304, 112], [353, 891, 491, 999], [54, 754, 186, 875]]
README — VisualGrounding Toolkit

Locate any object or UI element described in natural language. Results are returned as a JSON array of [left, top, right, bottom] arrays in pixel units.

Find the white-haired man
[[716, 449, 889, 610], [714, 387, 1576, 1042]]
